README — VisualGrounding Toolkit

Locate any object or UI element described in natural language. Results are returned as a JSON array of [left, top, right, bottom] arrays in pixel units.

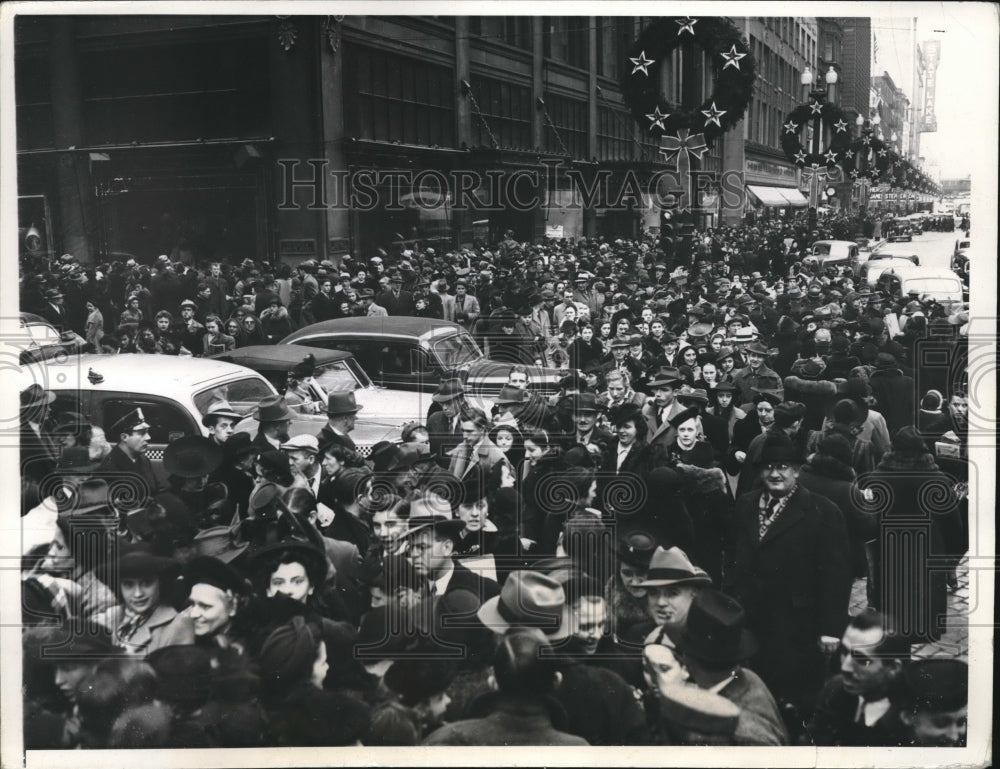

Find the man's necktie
[[759, 498, 780, 540]]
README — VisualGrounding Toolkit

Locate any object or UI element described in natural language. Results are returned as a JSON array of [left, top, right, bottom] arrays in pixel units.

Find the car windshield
[[312, 359, 371, 392], [812, 243, 832, 256], [431, 332, 482, 367], [194, 377, 275, 418], [23, 321, 62, 346]]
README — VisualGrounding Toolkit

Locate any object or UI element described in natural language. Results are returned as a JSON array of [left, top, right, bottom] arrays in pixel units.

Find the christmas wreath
[[780, 101, 853, 169], [621, 16, 755, 145], [844, 134, 891, 181]]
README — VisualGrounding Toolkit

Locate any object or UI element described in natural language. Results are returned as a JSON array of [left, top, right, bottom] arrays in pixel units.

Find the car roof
[[281, 316, 463, 343], [20, 312, 51, 325], [30, 353, 268, 391], [208, 344, 351, 370], [884, 266, 961, 280], [812, 240, 856, 246]]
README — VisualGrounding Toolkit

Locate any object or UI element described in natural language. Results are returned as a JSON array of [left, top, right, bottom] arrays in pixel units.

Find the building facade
[[729, 17, 816, 225], [15, 14, 868, 266]]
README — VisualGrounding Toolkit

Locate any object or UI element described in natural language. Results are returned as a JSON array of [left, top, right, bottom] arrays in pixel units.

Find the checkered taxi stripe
[[148, 444, 373, 461]]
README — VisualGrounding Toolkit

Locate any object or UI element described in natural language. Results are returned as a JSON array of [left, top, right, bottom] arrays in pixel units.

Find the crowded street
[[7, 8, 990, 761]]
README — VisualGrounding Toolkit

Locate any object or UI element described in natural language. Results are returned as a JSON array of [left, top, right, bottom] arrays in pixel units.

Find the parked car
[[808, 240, 861, 274], [20, 354, 276, 482], [859, 251, 920, 286], [953, 236, 971, 256], [16, 312, 87, 365], [886, 218, 913, 242], [280, 317, 565, 403], [951, 248, 972, 278], [208, 344, 430, 443], [875, 266, 966, 308]]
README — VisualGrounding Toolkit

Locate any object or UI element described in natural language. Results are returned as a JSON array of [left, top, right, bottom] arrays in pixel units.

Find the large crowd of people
[[19, 207, 971, 748]]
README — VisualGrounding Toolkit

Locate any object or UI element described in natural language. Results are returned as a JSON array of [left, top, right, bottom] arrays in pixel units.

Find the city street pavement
[[848, 558, 970, 661], [871, 227, 964, 271]]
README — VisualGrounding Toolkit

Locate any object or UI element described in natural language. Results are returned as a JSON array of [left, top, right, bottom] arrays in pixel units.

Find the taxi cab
[[23, 354, 398, 470]]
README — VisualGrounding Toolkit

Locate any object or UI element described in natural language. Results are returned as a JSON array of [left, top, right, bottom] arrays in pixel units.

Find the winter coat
[[783, 375, 837, 433], [724, 485, 852, 711], [797, 455, 874, 578], [860, 452, 966, 644], [426, 698, 587, 746], [671, 462, 734, 585], [868, 367, 916, 436]]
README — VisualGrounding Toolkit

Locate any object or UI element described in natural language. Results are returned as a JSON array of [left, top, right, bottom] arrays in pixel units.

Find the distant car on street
[[808, 240, 861, 274], [886, 218, 913, 242], [859, 250, 920, 286]]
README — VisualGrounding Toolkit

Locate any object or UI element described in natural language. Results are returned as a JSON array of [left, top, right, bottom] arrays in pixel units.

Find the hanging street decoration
[[658, 129, 709, 211], [701, 101, 727, 128], [720, 44, 747, 70], [645, 107, 670, 131], [780, 99, 852, 168], [630, 50, 656, 76], [845, 134, 889, 180], [622, 17, 756, 146], [675, 17, 698, 36]]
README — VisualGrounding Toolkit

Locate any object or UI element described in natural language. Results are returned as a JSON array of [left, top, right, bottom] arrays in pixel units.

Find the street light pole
[[799, 65, 839, 232]]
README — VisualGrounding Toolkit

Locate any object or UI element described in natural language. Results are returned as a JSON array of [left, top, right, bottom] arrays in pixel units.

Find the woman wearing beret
[[93, 543, 194, 657], [182, 555, 249, 654]]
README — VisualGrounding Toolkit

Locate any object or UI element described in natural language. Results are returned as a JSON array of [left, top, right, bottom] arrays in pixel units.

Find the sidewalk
[[848, 557, 969, 661]]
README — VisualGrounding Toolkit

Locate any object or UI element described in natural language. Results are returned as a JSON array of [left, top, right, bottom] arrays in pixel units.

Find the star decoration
[[645, 106, 670, 131], [877, 148, 888, 158], [720, 44, 747, 70], [894, 160, 902, 168], [809, 100, 824, 115], [824, 149, 839, 164], [675, 17, 698, 36], [850, 169, 860, 179], [630, 50, 655, 76], [783, 120, 799, 135], [833, 119, 848, 133], [793, 150, 807, 164], [862, 135, 872, 145], [701, 101, 727, 128], [844, 149, 854, 159]]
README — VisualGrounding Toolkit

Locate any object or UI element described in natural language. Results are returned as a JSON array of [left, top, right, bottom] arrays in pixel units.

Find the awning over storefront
[[778, 188, 808, 207], [747, 185, 807, 207]]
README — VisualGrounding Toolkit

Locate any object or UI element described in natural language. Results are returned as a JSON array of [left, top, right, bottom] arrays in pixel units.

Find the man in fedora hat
[[251, 394, 293, 453], [98, 406, 162, 500], [358, 287, 388, 317], [570, 392, 613, 452], [377, 271, 416, 316], [643, 367, 687, 449], [677, 588, 789, 746], [724, 433, 852, 720], [202, 402, 244, 447], [315, 390, 362, 453], [404, 513, 498, 603], [426, 378, 469, 462], [731, 341, 782, 406]]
